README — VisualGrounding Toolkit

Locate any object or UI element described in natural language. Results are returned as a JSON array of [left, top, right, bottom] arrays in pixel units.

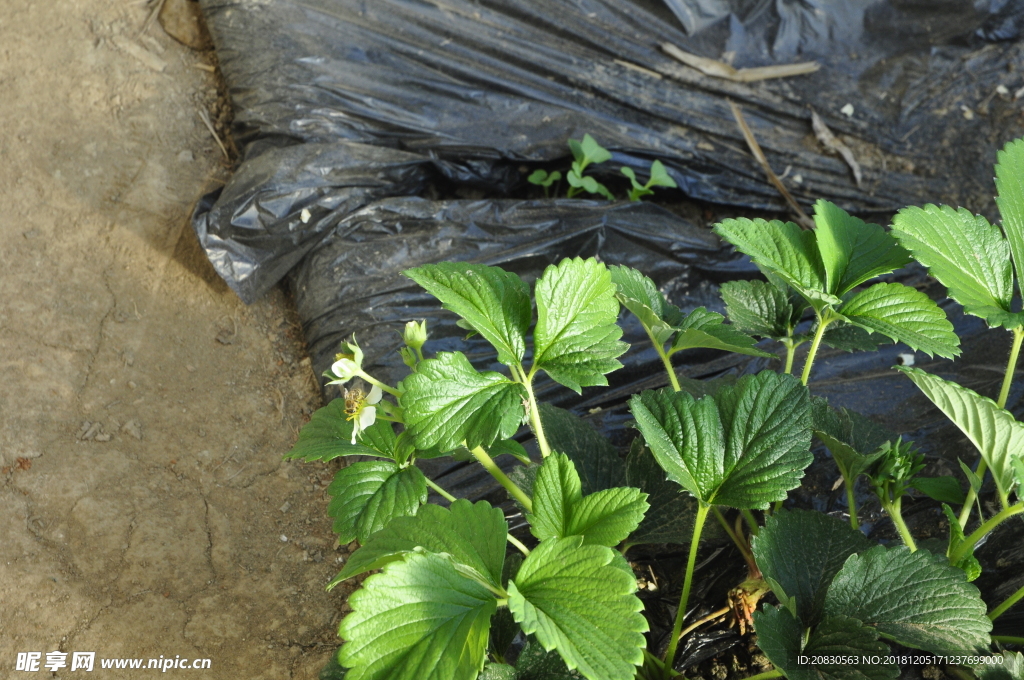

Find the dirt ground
[[0, 1, 351, 677]]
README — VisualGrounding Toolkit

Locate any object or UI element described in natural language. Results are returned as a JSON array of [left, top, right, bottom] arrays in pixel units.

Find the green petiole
[[662, 502, 711, 679]]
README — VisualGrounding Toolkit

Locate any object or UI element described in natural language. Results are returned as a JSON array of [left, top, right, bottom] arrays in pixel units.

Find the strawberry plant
[[284, 143, 1024, 679]]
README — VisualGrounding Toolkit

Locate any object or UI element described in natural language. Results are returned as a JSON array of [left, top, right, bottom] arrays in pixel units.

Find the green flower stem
[[662, 502, 711, 679], [881, 495, 916, 552], [743, 670, 783, 680], [521, 374, 552, 458], [950, 501, 1024, 564], [989, 582, 1024, 622], [992, 635, 1024, 645], [424, 476, 457, 503], [712, 507, 754, 567], [356, 371, 402, 398], [506, 533, 531, 558], [842, 473, 859, 531], [800, 313, 833, 386], [470, 445, 533, 513], [644, 325, 681, 392]]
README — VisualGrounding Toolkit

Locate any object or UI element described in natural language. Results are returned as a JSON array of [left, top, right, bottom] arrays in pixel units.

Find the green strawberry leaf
[[629, 371, 812, 509], [812, 398, 894, 480], [338, 551, 497, 680], [609, 265, 681, 346], [909, 476, 965, 504], [527, 452, 647, 547], [822, 322, 888, 352], [402, 351, 527, 452], [972, 651, 1024, 680], [481, 664, 519, 680], [891, 204, 1022, 329], [326, 461, 427, 544], [713, 217, 838, 311], [824, 545, 992, 655], [490, 438, 532, 465], [753, 509, 873, 627], [284, 399, 390, 462], [897, 366, 1024, 499], [995, 137, 1024, 294], [481, 640, 582, 680], [839, 282, 960, 358], [533, 257, 627, 392], [720, 279, 798, 339], [668, 307, 772, 358], [812, 199, 911, 297], [405, 263, 531, 366], [538, 404, 626, 494], [624, 438, 697, 546], [941, 504, 981, 582], [331, 499, 506, 587], [754, 606, 897, 680], [507, 537, 647, 680]]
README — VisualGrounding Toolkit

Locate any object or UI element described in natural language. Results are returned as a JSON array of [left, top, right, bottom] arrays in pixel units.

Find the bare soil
[[0, 1, 351, 677]]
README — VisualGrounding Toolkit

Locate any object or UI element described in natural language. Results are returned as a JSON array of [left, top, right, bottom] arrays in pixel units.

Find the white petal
[[359, 406, 376, 430], [331, 358, 359, 381], [367, 384, 383, 404]]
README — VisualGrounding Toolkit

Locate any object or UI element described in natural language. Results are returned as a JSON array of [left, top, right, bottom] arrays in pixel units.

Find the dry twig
[[197, 108, 230, 160], [662, 43, 819, 83], [810, 109, 862, 188]]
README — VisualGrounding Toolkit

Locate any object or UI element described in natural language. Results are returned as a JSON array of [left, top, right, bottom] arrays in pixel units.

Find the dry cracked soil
[[0, 1, 353, 677]]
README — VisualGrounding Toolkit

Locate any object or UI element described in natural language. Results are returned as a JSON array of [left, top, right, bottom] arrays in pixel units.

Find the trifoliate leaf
[[824, 545, 992, 655], [331, 499, 506, 586], [909, 476, 965, 504], [713, 217, 838, 310], [822, 322, 888, 352], [609, 265, 681, 346], [507, 537, 647, 680], [405, 262, 531, 366], [533, 258, 627, 392], [995, 137, 1024, 295], [338, 551, 497, 680], [754, 606, 897, 680], [972, 651, 1024, 680], [284, 399, 389, 462], [813, 199, 911, 297], [528, 452, 647, 547], [753, 509, 872, 627], [669, 307, 772, 358], [839, 282, 960, 358], [720, 279, 797, 339], [897, 366, 1024, 499], [402, 352, 527, 452], [892, 204, 1022, 329], [326, 462, 427, 544], [539, 404, 626, 494], [940, 504, 981, 582], [812, 398, 894, 480], [624, 438, 697, 546], [629, 371, 812, 509]]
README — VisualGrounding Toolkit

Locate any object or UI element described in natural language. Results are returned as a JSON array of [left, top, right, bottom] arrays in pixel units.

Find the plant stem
[[989, 582, 1024, 622], [992, 635, 1024, 645], [997, 326, 1024, 409], [882, 495, 917, 552], [521, 375, 552, 458], [645, 326, 681, 392], [800, 314, 832, 386], [506, 533, 531, 558], [740, 509, 760, 536], [743, 670, 783, 680], [958, 459, 988, 529], [950, 502, 1024, 564], [843, 475, 859, 531], [712, 507, 754, 567], [357, 371, 402, 398], [782, 338, 796, 375], [470, 445, 533, 513], [662, 503, 711, 678], [424, 477, 457, 503]]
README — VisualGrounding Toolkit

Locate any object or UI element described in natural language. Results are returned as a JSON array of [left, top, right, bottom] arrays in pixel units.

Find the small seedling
[[621, 160, 677, 201]]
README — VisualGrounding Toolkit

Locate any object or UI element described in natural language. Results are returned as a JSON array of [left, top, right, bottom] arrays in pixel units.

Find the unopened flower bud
[[403, 320, 427, 351]]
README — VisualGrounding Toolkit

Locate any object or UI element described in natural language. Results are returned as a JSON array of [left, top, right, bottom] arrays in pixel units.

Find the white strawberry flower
[[327, 357, 361, 385], [347, 384, 382, 444]]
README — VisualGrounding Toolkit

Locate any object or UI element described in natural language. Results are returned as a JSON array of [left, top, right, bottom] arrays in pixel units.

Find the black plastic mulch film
[[192, 0, 1024, 660]]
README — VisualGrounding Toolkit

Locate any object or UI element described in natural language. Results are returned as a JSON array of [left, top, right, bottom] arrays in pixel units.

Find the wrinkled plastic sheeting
[[195, 0, 1024, 302]]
